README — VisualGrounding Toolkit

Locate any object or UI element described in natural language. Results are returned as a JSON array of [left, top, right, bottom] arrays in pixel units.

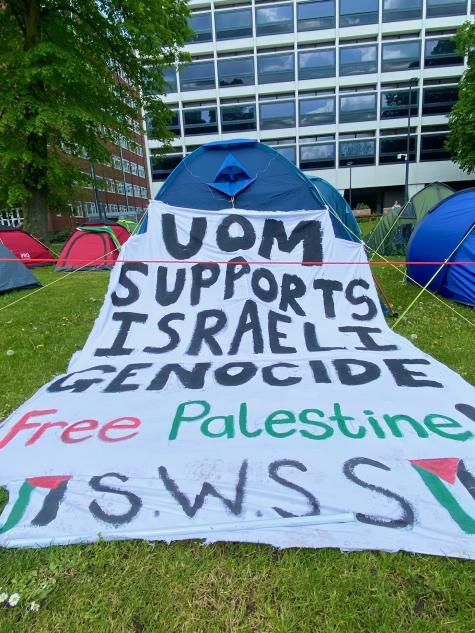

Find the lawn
[[0, 241, 474, 631]]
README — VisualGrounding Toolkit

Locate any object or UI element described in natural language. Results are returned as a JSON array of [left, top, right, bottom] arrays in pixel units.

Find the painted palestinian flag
[[410, 458, 475, 535]]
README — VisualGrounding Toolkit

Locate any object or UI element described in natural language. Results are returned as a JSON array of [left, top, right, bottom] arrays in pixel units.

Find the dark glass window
[[169, 111, 180, 136], [298, 49, 336, 79], [218, 57, 254, 87], [258, 53, 295, 84], [150, 154, 182, 181], [221, 104, 256, 132], [340, 0, 378, 26], [215, 8, 252, 40], [297, 1, 335, 31], [256, 4, 293, 36], [299, 97, 336, 126], [381, 89, 418, 119], [259, 100, 296, 129], [420, 134, 451, 161], [422, 86, 458, 115], [300, 143, 335, 169], [379, 136, 416, 163], [382, 0, 422, 21], [187, 13, 212, 43], [183, 108, 218, 135], [426, 0, 467, 18], [382, 41, 420, 72], [424, 38, 463, 67], [163, 68, 177, 93], [340, 45, 377, 76], [339, 93, 376, 123], [339, 139, 376, 166], [180, 61, 215, 91], [272, 145, 297, 163]]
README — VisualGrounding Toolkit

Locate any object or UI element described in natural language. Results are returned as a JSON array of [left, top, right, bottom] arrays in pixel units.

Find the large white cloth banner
[[1, 202, 474, 556]]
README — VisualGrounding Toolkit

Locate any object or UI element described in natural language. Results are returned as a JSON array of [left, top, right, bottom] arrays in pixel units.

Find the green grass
[[0, 255, 474, 632]]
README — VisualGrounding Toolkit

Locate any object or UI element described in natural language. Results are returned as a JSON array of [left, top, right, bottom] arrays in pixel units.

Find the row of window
[[86, 174, 148, 198], [72, 202, 146, 218], [111, 155, 146, 178], [116, 135, 145, 157], [148, 86, 457, 138], [162, 37, 461, 92], [151, 132, 450, 180], [187, 0, 471, 43]]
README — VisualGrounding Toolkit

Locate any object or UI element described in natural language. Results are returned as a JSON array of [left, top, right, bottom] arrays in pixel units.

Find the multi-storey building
[[148, 0, 475, 213]]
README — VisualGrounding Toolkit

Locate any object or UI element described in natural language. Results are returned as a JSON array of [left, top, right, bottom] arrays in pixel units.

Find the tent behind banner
[[147, 139, 358, 242], [55, 224, 131, 271], [308, 176, 361, 241], [366, 182, 454, 256], [0, 227, 54, 267], [407, 188, 475, 306], [0, 243, 40, 294]]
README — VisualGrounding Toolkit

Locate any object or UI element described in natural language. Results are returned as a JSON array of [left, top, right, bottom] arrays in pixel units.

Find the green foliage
[[447, 21, 475, 173], [355, 202, 370, 210], [0, 0, 191, 214]]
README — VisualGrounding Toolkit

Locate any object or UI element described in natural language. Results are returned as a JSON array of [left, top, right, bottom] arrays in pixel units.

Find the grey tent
[[366, 182, 454, 256], [0, 243, 40, 294]]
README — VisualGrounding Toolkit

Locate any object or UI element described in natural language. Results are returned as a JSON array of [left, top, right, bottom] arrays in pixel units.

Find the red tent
[[0, 228, 53, 267], [55, 224, 131, 271]]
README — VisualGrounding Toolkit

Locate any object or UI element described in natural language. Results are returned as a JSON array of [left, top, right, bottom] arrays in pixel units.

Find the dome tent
[[366, 182, 454, 256], [56, 224, 131, 272], [308, 176, 360, 241], [407, 188, 475, 306], [0, 243, 40, 294], [146, 139, 359, 242], [0, 227, 54, 267]]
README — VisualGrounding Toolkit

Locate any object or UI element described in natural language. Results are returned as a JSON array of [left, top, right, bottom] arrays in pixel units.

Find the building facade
[[148, 0, 475, 213]]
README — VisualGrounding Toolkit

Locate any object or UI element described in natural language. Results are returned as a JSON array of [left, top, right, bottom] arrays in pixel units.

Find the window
[[258, 53, 294, 84], [215, 8, 252, 40], [379, 136, 416, 163], [300, 142, 335, 169], [168, 111, 180, 137], [141, 187, 148, 198], [339, 93, 376, 123], [133, 185, 141, 197], [424, 38, 463, 68], [420, 133, 451, 161], [116, 181, 125, 195], [340, 0, 379, 26], [183, 107, 218, 135], [130, 162, 138, 176], [113, 156, 122, 170], [187, 12, 212, 43], [221, 104, 256, 132], [271, 145, 296, 163], [299, 97, 336, 126], [218, 57, 255, 87], [180, 61, 215, 91], [426, 0, 468, 18], [382, 0, 422, 21], [126, 183, 134, 196], [298, 49, 336, 80], [339, 138, 376, 166], [150, 154, 183, 181], [138, 165, 145, 178], [422, 86, 458, 115], [163, 68, 177, 93], [259, 100, 296, 129], [297, 1, 335, 31], [381, 89, 418, 119], [382, 41, 420, 72], [256, 4, 293, 36], [122, 160, 130, 173], [340, 45, 377, 76]]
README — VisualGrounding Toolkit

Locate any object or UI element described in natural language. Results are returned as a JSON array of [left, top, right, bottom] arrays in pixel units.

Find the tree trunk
[[24, 188, 49, 243]]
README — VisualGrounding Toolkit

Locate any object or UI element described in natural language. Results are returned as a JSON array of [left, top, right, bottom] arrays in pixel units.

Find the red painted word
[[0, 409, 141, 449]]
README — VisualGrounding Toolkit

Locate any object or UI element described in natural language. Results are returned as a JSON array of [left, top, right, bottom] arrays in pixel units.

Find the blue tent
[[0, 243, 40, 294], [146, 139, 359, 241], [407, 188, 475, 306], [308, 176, 361, 241]]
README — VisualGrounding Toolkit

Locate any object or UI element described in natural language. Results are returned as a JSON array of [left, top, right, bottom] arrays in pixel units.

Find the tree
[[0, 0, 191, 240], [447, 21, 475, 174]]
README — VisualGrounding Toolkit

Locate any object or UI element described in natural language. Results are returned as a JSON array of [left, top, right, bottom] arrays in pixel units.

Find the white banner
[[1, 202, 474, 556]]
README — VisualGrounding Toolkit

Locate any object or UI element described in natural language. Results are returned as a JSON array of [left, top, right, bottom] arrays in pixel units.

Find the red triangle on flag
[[410, 458, 460, 484]]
